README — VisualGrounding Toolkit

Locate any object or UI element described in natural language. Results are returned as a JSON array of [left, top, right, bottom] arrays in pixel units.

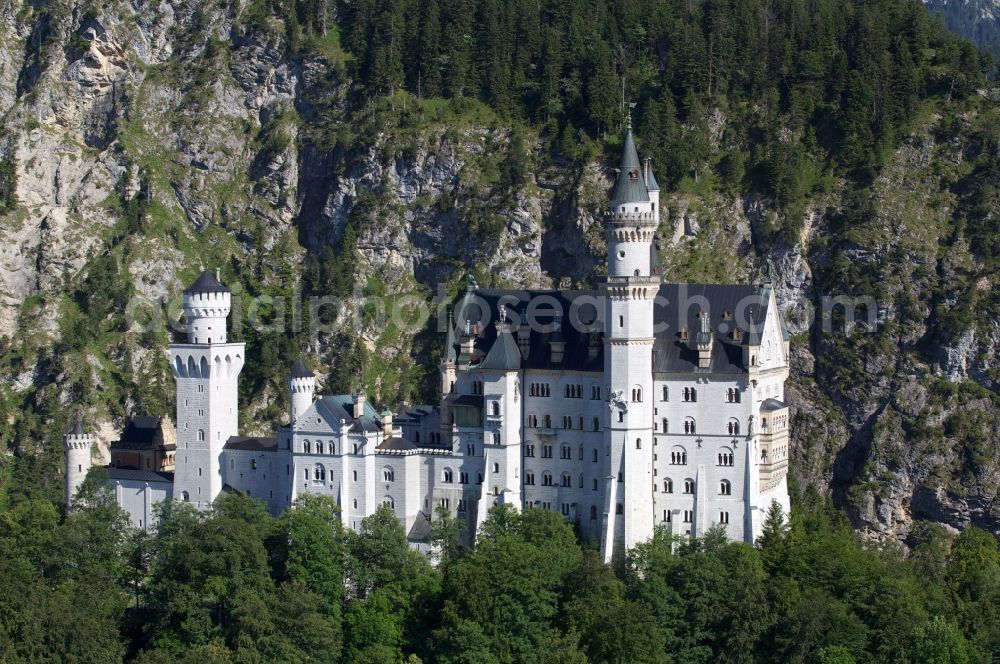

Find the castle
[[65, 125, 791, 561]]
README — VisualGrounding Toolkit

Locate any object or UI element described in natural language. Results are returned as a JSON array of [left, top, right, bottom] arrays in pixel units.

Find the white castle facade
[[66, 126, 791, 562]]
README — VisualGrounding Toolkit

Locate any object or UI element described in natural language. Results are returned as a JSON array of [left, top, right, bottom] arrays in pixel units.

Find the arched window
[[662, 385, 669, 401], [663, 478, 673, 493], [542, 471, 553, 486], [383, 466, 395, 482], [636, 438, 642, 449], [544, 414, 552, 428], [618, 411, 624, 423], [592, 417, 600, 432], [314, 464, 325, 481], [684, 418, 696, 435], [616, 503, 624, 514], [590, 505, 597, 520], [684, 478, 694, 494], [443, 468, 454, 483], [670, 446, 688, 465], [662, 417, 668, 433], [492, 401, 500, 416], [717, 447, 735, 467], [197, 429, 205, 441], [493, 462, 500, 473], [720, 480, 732, 495], [632, 386, 642, 402], [303, 440, 311, 454], [181, 491, 190, 502], [383, 496, 394, 508], [727, 419, 740, 436], [562, 473, 572, 487]]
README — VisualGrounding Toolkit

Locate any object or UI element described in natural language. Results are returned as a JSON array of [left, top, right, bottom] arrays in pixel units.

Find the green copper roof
[[611, 127, 649, 207]]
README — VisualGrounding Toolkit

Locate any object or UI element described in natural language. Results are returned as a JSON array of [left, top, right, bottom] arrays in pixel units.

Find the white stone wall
[[111, 479, 171, 531], [170, 342, 244, 509]]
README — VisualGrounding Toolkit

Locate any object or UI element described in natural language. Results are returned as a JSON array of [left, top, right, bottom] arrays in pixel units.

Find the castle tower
[[168, 270, 245, 508], [289, 358, 316, 426], [601, 119, 659, 563], [64, 418, 93, 508]]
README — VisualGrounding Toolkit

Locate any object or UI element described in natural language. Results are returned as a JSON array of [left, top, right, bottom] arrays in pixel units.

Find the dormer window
[[679, 327, 690, 340], [629, 168, 639, 180]]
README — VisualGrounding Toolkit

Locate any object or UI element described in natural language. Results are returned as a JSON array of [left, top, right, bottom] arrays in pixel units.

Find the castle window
[[670, 446, 688, 465], [353, 470, 357, 481], [727, 419, 740, 436], [592, 449, 598, 462], [593, 478, 598, 490], [591, 385, 601, 400], [578, 444, 584, 460], [579, 474, 584, 488], [493, 462, 500, 473], [303, 440, 311, 454], [493, 433, 501, 445], [303, 468, 309, 480], [542, 445, 552, 459], [684, 479, 694, 494], [684, 418, 696, 435], [525, 444, 535, 457], [663, 510, 670, 522], [251, 459, 257, 470], [314, 465, 325, 481], [527, 414, 537, 427], [719, 511, 729, 524], [383, 496, 394, 509], [492, 401, 500, 416], [197, 429, 205, 441], [719, 480, 731, 495], [717, 447, 735, 467], [662, 417, 668, 433], [443, 468, 454, 483], [663, 479, 673, 493], [636, 438, 642, 449], [525, 471, 535, 485], [632, 387, 642, 402], [563, 416, 572, 429], [590, 505, 597, 520], [562, 473, 572, 487], [544, 414, 552, 428], [542, 472, 553, 486], [477, 473, 483, 484], [383, 467, 394, 482], [684, 510, 692, 523], [458, 499, 467, 512], [561, 445, 571, 459], [460, 471, 469, 484], [619, 315, 624, 328], [616, 503, 624, 514], [662, 385, 669, 401], [618, 411, 624, 423], [682, 387, 697, 402], [182, 491, 189, 502], [353, 499, 358, 509], [592, 417, 600, 432]]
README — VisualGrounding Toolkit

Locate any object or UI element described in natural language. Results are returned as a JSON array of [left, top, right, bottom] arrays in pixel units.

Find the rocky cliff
[[0, 0, 996, 543]]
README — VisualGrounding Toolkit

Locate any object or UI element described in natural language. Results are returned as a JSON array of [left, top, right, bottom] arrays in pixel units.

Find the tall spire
[[611, 114, 650, 207]]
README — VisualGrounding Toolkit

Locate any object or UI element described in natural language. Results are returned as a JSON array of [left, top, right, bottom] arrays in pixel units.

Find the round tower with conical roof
[[64, 418, 93, 508], [289, 358, 316, 426]]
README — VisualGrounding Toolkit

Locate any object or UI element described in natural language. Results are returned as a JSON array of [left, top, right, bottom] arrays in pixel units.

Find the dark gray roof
[[225, 435, 279, 451], [480, 328, 521, 371], [761, 398, 787, 412], [452, 394, 484, 408], [113, 416, 169, 449], [69, 419, 85, 436], [106, 467, 174, 483], [449, 283, 773, 375], [611, 128, 649, 207], [653, 283, 770, 374], [451, 289, 605, 373], [290, 358, 315, 378], [184, 269, 229, 294], [645, 159, 660, 190], [377, 436, 417, 451]]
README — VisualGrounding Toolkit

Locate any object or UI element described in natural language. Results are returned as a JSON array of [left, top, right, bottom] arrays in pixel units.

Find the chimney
[[643, 157, 650, 183], [381, 411, 393, 437], [352, 391, 366, 419]]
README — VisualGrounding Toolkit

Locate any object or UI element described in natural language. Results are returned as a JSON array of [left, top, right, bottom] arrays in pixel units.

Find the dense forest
[[1, 482, 997, 663]]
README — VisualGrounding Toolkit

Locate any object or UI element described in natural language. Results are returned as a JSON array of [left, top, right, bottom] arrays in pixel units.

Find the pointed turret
[[611, 124, 650, 208]]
